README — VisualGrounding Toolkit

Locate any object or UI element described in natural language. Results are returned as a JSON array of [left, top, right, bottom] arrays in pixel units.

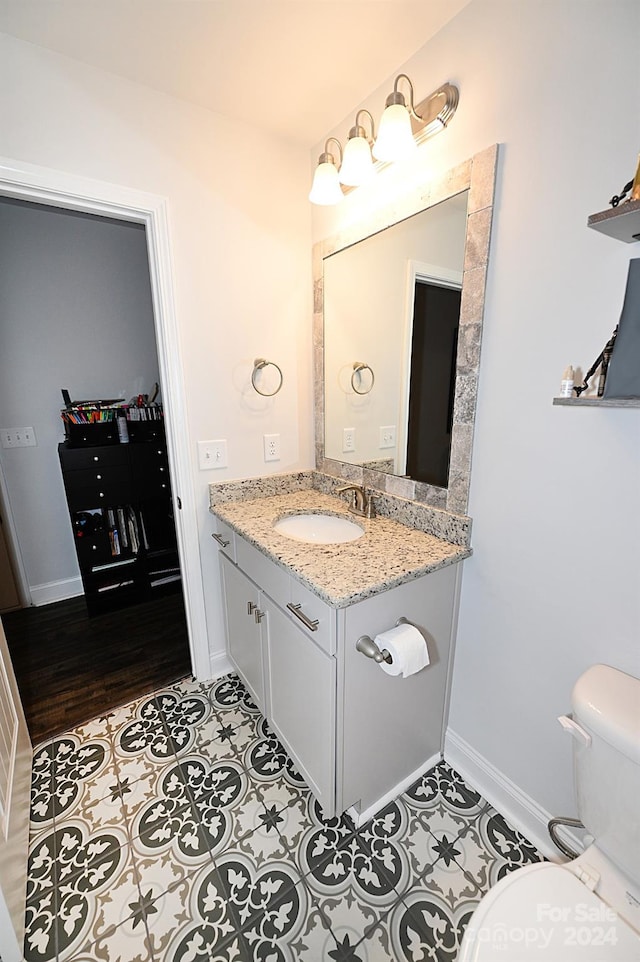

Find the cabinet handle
[[212, 532, 230, 547], [286, 602, 319, 631], [254, 608, 265, 624], [247, 601, 257, 615]]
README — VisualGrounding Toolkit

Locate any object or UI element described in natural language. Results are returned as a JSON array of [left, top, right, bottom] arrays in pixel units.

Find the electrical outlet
[[198, 439, 228, 470], [263, 433, 281, 462], [1, 429, 16, 448], [343, 427, 356, 452], [379, 425, 396, 449]]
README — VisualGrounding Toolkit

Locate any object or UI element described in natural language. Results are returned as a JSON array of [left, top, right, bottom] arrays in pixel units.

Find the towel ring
[[252, 358, 283, 397], [351, 361, 375, 395]]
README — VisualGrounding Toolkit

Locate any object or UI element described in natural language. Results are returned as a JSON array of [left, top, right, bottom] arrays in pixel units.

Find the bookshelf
[[58, 415, 181, 616]]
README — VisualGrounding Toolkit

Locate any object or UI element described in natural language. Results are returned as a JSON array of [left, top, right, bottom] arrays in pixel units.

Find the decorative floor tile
[[24, 831, 58, 962], [191, 711, 256, 765], [70, 912, 153, 962], [103, 692, 159, 738], [23, 673, 545, 962], [30, 741, 57, 829], [373, 884, 477, 962], [208, 673, 256, 715], [415, 809, 475, 878], [155, 686, 213, 756], [130, 783, 214, 869], [51, 733, 113, 820], [402, 761, 487, 818], [240, 881, 317, 961], [64, 713, 112, 744], [459, 806, 543, 889], [155, 860, 246, 962]]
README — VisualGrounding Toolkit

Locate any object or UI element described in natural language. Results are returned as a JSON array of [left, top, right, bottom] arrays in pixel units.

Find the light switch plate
[[1, 427, 37, 448], [198, 439, 228, 470], [379, 425, 396, 449]]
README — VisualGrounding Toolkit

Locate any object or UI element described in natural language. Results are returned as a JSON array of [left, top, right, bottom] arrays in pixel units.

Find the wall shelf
[[587, 199, 640, 243], [553, 396, 640, 408]]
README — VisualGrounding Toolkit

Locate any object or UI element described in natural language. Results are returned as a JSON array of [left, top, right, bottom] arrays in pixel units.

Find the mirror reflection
[[323, 192, 468, 483]]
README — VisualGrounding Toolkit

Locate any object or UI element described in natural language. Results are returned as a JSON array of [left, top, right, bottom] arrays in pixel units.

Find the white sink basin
[[273, 513, 364, 544]]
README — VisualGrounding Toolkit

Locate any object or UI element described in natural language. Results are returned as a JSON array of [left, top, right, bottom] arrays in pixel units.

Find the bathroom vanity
[[211, 480, 470, 822]]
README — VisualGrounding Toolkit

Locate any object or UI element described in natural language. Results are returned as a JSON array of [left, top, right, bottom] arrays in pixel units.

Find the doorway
[[406, 280, 462, 486], [0, 161, 209, 740]]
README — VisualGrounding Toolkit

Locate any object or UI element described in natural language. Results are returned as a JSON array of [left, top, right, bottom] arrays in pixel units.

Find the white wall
[[0, 200, 161, 600], [0, 32, 312, 664], [312, 0, 640, 826]]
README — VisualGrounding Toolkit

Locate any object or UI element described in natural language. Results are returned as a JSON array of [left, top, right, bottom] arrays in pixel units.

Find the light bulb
[[308, 160, 343, 206], [373, 103, 417, 163], [339, 135, 375, 187]]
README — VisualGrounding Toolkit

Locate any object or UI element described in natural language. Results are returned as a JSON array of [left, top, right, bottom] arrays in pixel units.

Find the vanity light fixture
[[339, 110, 376, 187], [308, 137, 344, 206], [309, 79, 459, 205]]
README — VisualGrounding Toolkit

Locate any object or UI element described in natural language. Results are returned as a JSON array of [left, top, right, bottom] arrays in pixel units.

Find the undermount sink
[[273, 513, 364, 544]]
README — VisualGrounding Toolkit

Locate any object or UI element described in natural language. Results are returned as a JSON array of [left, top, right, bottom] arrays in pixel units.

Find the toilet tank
[[572, 664, 640, 885]]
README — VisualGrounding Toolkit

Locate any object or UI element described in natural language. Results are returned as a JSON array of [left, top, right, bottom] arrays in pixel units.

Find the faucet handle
[[364, 492, 376, 519]]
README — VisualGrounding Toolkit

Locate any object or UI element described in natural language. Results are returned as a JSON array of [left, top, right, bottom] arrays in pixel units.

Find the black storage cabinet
[[58, 423, 180, 616]]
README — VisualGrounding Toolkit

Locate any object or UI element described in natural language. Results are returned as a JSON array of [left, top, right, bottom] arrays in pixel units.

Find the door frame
[[0, 156, 209, 679], [0, 460, 30, 609]]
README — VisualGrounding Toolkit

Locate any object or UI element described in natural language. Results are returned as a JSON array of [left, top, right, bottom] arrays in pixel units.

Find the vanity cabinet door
[[220, 555, 265, 712], [338, 563, 458, 818], [264, 599, 336, 817]]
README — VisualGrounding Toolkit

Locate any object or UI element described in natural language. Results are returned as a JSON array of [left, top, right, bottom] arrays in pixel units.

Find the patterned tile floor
[[25, 673, 543, 962]]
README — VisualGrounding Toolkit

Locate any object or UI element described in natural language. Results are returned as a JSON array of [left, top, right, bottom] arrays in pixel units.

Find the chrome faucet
[[337, 484, 376, 519]]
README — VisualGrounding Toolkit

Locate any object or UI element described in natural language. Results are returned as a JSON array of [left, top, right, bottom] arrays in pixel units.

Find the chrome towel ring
[[252, 358, 283, 397], [351, 361, 375, 395]]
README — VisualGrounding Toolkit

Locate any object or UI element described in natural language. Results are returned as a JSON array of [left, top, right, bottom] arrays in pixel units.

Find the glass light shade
[[308, 161, 344, 205], [373, 103, 417, 162], [339, 136, 375, 186]]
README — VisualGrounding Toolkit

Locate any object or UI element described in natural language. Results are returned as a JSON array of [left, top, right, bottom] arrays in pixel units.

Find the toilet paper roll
[[375, 622, 430, 677]]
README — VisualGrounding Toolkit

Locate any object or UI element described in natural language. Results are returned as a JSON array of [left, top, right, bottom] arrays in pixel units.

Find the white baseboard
[[347, 751, 442, 829], [30, 577, 83, 607], [444, 728, 582, 861], [209, 649, 233, 680]]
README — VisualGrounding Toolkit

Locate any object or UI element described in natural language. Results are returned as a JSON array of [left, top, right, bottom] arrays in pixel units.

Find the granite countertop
[[211, 489, 471, 608]]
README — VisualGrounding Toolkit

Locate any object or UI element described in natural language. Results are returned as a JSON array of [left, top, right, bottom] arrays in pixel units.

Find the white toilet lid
[[460, 862, 640, 961]]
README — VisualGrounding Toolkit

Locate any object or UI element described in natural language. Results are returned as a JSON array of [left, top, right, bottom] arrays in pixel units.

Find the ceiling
[[0, 0, 470, 147]]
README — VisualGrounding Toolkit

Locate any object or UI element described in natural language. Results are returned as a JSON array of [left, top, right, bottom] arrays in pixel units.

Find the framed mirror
[[313, 144, 498, 515]]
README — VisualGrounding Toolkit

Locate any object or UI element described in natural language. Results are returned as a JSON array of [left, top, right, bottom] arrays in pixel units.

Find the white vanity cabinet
[[214, 523, 461, 821]]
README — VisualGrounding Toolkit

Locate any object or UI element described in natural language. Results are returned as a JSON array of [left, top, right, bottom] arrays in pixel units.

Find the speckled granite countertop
[[211, 489, 471, 608]]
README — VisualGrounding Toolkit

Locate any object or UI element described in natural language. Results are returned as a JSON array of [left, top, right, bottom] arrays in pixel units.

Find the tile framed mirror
[[313, 144, 498, 515]]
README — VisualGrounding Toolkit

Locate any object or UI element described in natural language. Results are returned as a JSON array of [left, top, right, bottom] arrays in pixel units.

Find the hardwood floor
[[2, 590, 192, 744]]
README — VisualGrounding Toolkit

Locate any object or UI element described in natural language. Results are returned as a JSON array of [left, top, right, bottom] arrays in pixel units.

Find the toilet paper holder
[[356, 617, 409, 664]]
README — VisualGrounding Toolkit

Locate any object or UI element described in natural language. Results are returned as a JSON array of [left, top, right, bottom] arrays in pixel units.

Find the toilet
[[459, 664, 640, 960]]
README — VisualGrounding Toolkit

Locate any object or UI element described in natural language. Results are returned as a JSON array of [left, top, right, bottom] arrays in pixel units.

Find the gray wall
[[0, 199, 161, 602]]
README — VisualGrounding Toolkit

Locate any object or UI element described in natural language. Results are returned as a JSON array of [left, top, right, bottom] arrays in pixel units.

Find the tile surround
[[24, 673, 543, 962]]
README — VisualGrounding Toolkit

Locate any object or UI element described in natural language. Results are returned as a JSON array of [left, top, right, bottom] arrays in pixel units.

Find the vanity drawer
[[211, 518, 236, 562], [235, 535, 289, 604], [287, 578, 336, 655]]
